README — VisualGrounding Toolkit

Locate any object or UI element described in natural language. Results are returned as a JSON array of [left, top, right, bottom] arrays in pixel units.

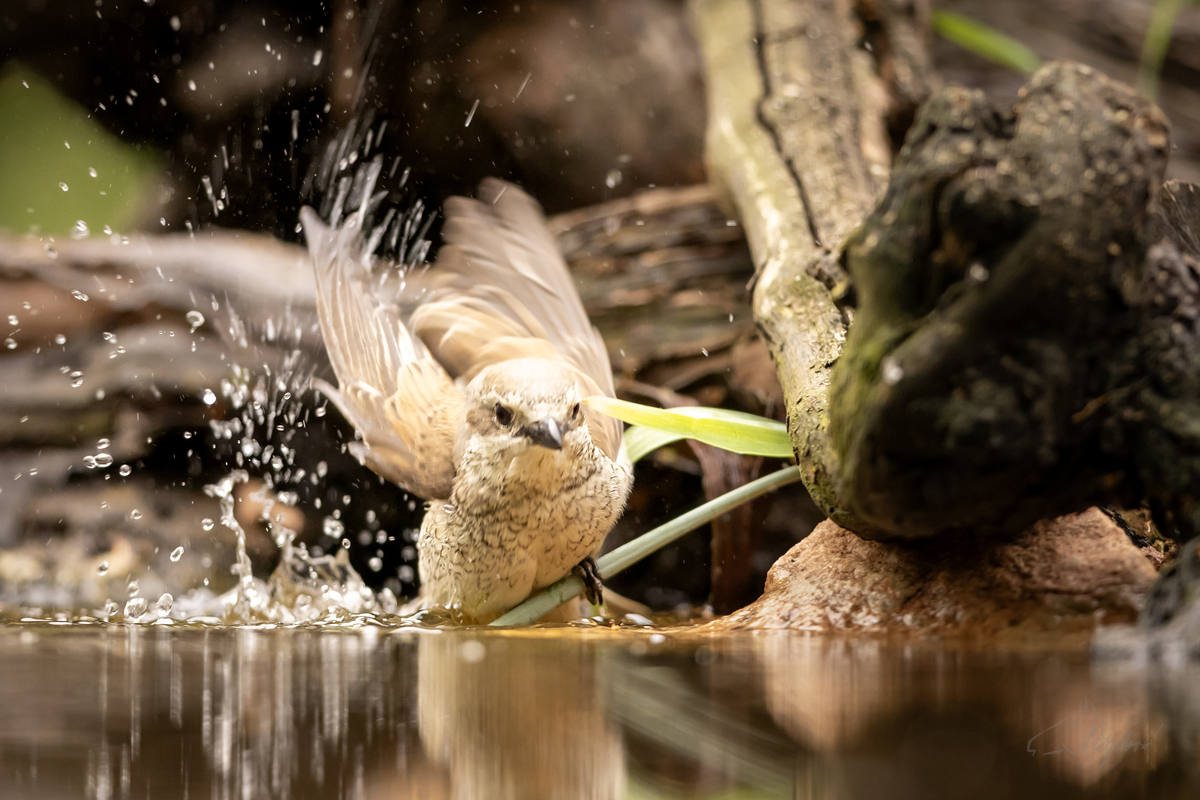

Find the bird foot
[[573, 556, 604, 607]]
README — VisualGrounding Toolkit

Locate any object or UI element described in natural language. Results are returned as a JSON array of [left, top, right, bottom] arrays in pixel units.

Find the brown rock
[[711, 507, 1156, 635]]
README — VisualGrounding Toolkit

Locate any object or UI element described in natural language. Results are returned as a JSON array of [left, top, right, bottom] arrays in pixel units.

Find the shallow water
[[0, 624, 1195, 800]]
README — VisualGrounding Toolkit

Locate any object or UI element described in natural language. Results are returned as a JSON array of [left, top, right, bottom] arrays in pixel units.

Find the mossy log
[[692, 0, 1200, 540]]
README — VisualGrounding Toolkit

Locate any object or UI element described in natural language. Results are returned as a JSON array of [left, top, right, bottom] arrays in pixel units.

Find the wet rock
[[831, 62, 1178, 540], [712, 507, 1156, 634], [1094, 539, 1200, 661]]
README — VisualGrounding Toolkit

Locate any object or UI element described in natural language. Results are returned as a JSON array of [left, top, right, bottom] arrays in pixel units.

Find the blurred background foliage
[[0, 62, 160, 236]]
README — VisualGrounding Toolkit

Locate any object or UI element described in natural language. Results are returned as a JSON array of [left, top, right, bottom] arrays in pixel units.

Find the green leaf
[[931, 11, 1042, 75], [0, 63, 162, 236], [587, 396, 793, 459], [490, 465, 804, 626], [1138, 0, 1186, 101], [622, 425, 686, 464]]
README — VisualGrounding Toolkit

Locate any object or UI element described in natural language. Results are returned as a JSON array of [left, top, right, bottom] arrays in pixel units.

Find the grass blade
[[931, 11, 1041, 74], [587, 396, 793, 459], [490, 465, 804, 626], [1138, 0, 1186, 101]]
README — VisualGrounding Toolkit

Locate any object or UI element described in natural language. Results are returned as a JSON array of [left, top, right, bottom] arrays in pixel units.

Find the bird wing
[[301, 207, 461, 499], [409, 179, 623, 460]]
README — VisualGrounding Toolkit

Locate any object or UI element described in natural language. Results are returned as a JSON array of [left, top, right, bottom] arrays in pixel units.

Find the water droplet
[[881, 356, 904, 386], [156, 593, 173, 614], [93, 453, 113, 468], [118, 464, 132, 476], [313, 49, 323, 66], [124, 597, 149, 620], [72, 289, 89, 302], [202, 388, 217, 405], [186, 310, 205, 330], [88, 167, 98, 178], [83, 455, 97, 469], [323, 517, 345, 537], [97, 560, 109, 576], [170, 546, 184, 562], [4, 338, 15, 350], [187, 80, 196, 92], [368, 556, 383, 572], [201, 518, 214, 531], [59, 182, 69, 192], [127, 580, 139, 597], [317, 461, 328, 478], [130, 509, 143, 520], [605, 169, 623, 189], [103, 599, 120, 617], [70, 371, 84, 387], [70, 221, 89, 241], [97, 438, 110, 450], [169, 15, 180, 31], [53, 334, 66, 345], [7, 315, 16, 325]]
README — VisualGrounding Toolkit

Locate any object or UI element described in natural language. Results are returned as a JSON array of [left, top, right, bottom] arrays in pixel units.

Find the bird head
[[459, 358, 590, 463]]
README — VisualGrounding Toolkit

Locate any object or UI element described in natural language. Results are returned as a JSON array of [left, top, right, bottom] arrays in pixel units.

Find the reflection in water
[[0, 625, 1195, 799], [419, 633, 624, 799]]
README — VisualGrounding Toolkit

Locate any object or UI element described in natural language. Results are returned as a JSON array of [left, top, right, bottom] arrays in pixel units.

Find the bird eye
[[494, 403, 514, 426], [571, 402, 581, 419]]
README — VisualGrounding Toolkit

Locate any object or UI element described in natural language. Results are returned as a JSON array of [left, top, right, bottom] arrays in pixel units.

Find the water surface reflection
[[0, 625, 1194, 799]]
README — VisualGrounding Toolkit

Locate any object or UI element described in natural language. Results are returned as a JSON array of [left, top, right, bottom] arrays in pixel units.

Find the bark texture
[[691, 0, 900, 534]]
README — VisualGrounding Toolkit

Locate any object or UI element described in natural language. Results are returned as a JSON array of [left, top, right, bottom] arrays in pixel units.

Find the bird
[[301, 179, 632, 623]]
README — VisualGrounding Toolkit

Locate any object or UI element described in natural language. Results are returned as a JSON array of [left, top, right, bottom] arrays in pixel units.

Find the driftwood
[[692, 0, 1200, 541], [690, 0, 924, 534], [0, 230, 321, 547]]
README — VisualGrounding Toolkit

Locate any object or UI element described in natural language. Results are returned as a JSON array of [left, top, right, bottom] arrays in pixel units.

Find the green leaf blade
[[586, 396, 793, 459], [931, 11, 1042, 75], [622, 426, 686, 464]]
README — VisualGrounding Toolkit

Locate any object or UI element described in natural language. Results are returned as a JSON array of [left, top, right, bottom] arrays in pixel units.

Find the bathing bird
[[302, 179, 630, 622]]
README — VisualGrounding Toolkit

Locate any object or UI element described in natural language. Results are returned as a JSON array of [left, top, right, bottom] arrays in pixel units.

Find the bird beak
[[523, 416, 564, 450]]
